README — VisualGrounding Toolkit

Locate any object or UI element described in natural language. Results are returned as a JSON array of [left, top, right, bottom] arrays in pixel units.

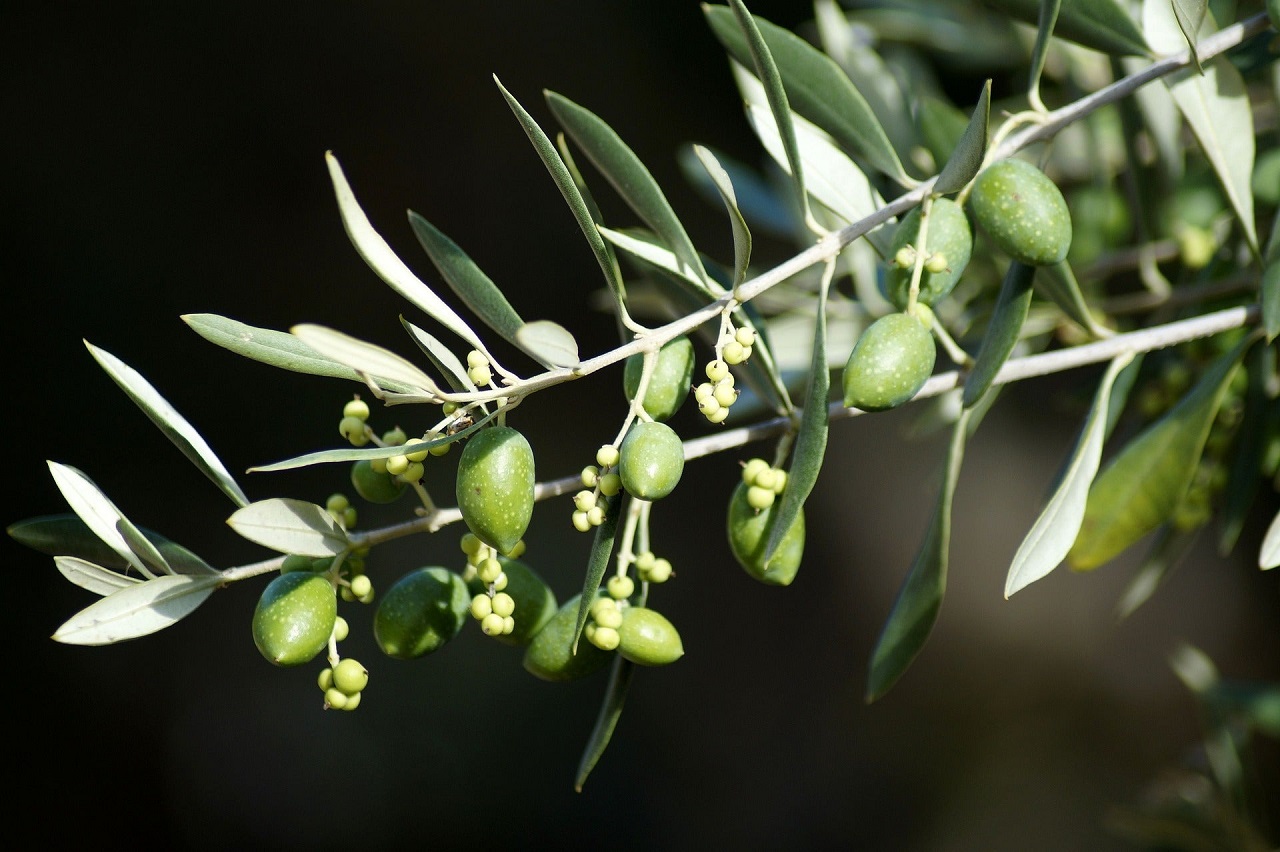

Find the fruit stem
[[613, 498, 646, 580], [904, 195, 934, 315]]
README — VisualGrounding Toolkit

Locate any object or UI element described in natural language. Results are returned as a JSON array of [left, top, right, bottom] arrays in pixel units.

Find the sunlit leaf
[[933, 80, 990, 196], [598, 226, 708, 294], [1259, 507, 1280, 569], [47, 462, 149, 578], [290, 324, 440, 397], [691, 145, 753, 288], [1171, 0, 1207, 70], [85, 341, 249, 508], [979, 0, 1150, 56], [963, 261, 1036, 408], [400, 319, 476, 392], [117, 516, 172, 577], [226, 498, 350, 557], [574, 655, 635, 793], [54, 556, 142, 596], [677, 145, 796, 238], [9, 514, 216, 576], [52, 574, 221, 646], [515, 320, 580, 368]]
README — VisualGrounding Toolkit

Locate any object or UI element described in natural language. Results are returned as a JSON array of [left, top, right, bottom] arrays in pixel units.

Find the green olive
[[727, 480, 805, 586], [350, 459, 407, 504], [969, 158, 1072, 266], [373, 567, 470, 660], [624, 336, 695, 422], [884, 198, 973, 309], [523, 591, 613, 682], [465, 557, 558, 647], [252, 572, 337, 667], [618, 421, 685, 501], [616, 607, 684, 666], [841, 312, 936, 412], [455, 426, 535, 555]]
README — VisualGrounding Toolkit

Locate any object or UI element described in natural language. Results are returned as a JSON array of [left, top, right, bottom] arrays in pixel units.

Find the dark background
[[4, 2, 1279, 850]]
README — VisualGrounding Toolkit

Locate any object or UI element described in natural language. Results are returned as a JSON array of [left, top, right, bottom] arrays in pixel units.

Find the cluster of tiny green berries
[[340, 566, 375, 605], [466, 350, 493, 387], [317, 656, 368, 711], [325, 492, 358, 530], [584, 576, 635, 651], [461, 533, 523, 637], [893, 245, 949, 276], [740, 457, 788, 511], [693, 360, 739, 425], [720, 323, 756, 366], [633, 550, 673, 584], [571, 445, 623, 532], [338, 397, 373, 447]]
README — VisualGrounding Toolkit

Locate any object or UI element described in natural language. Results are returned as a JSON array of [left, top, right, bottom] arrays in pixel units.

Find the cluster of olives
[[694, 359, 740, 424], [572, 445, 622, 533], [317, 658, 369, 711], [727, 458, 805, 586]]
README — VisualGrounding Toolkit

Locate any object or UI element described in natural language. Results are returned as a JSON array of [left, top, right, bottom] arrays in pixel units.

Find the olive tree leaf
[[598, 226, 710, 294], [1144, 2, 1258, 255], [226, 498, 349, 557], [1261, 262, 1280, 343], [570, 496, 621, 655], [1039, 261, 1112, 339], [290, 324, 440, 398], [1218, 344, 1270, 555], [85, 341, 250, 508], [494, 76, 626, 315], [54, 556, 143, 596], [1069, 334, 1253, 570], [116, 516, 172, 577], [51, 574, 222, 646], [977, 0, 1150, 56], [325, 152, 490, 355], [9, 514, 216, 577], [704, 4, 910, 183], [1259, 507, 1280, 569], [1028, 0, 1063, 108], [678, 144, 796, 239], [1114, 524, 1198, 619], [691, 145, 752, 289], [916, 95, 972, 176], [1171, 0, 1207, 70], [962, 261, 1037, 408], [1005, 352, 1134, 598], [47, 462, 151, 578], [545, 91, 708, 286], [400, 319, 477, 392], [933, 80, 991, 196], [574, 655, 635, 793], [515, 320, 581, 368], [866, 407, 972, 703]]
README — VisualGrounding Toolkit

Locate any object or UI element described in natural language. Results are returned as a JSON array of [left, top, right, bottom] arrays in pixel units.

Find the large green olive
[[624, 336, 695, 422], [969, 158, 1072, 266], [350, 459, 407, 504], [841, 312, 936, 412], [466, 557, 557, 647], [616, 607, 684, 666], [523, 591, 613, 682], [884, 197, 973, 309], [618, 421, 685, 501], [727, 480, 805, 585], [252, 572, 337, 667], [455, 426, 535, 555], [373, 567, 470, 659]]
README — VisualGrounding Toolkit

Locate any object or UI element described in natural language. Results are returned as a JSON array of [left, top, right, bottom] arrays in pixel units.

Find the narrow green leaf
[[1114, 524, 1198, 619], [867, 408, 971, 702], [691, 145, 753, 289], [290, 324, 440, 397], [1005, 353, 1135, 597], [916, 95, 972, 176], [54, 556, 143, 596], [494, 77, 626, 313], [1069, 335, 1253, 570], [85, 341, 250, 508], [933, 80, 991, 195], [574, 655, 635, 793], [1218, 344, 1270, 555], [545, 91, 707, 285], [978, 0, 1150, 56], [400, 319, 477, 392], [47, 462, 149, 578], [226, 498, 350, 557], [325, 152, 489, 354], [1261, 262, 1280, 342], [1171, 0, 1207, 70], [678, 145, 795, 238], [570, 496, 621, 654], [1028, 0, 1063, 107], [116, 517, 172, 577], [962, 261, 1037, 408], [765, 270, 830, 564], [598, 226, 711, 295], [1260, 507, 1280, 568], [515, 320, 580, 368], [1039, 261, 1112, 339], [10, 514, 216, 577], [704, 4, 910, 183], [51, 574, 221, 646]]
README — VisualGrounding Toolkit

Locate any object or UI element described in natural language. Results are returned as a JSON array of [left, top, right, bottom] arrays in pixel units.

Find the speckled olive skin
[[969, 158, 1072, 266], [623, 336, 695, 422], [374, 567, 470, 659], [616, 607, 684, 666], [455, 426, 535, 555], [842, 313, 936, 412], [465, 558, 557, 647], [884, 198, 973, 309], [618, 421, 685, 500], [523, 591, 612, 682], [727, 480, 806, 586], [252, 572, 337, 667], [350, 459, 407, 504]]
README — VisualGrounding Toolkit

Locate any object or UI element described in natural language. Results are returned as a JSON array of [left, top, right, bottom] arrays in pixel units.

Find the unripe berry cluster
[[694, 360, 739, 424], [570, 445, 622, 532], [740, 457, 788, 511], [633, 550, 673, 584], [340, 566, 375, 604], [466, 349, 493, 387], [584, 594, 626, 651], [318, 656, 368, 711], [460, 532, 523, 637], [720, 323, 756, 367], [325, 492, 358, 530], [338, 396, 372, 447], [893, 245, 949, 275]]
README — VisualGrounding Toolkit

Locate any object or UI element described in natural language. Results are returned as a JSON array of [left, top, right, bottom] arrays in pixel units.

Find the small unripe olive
[[343, 398, 370, 421], [466, 558, 557, 646], [618, 421, 685, 501], [884, 198, 973, 308], [727, 480, 806, 586], [842, 313, 936, 412], [968, 158, 1072, 266], [624, 336, 695, 422], [523, 591, 613, 682], [332, 658, 369, 695], [252, 573, 337, 667], [617, 607, 684, 666], [350, 459, 407, 504], [455, 426, 535, 555], [372, 567, 470, 660], [339, 416, 369, 446]]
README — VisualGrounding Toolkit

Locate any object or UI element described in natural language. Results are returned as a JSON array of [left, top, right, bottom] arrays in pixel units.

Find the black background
[[4, 3, 1279, 850]]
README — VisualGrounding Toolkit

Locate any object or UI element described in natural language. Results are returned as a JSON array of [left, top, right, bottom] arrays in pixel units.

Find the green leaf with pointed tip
[[570, 496, 620, 655], [1038, 261, 1111, 339], [691, 145, 752, 289], [598, 226, 712, 295], [494, 77, 626, 314], [47, 462, 150, 578], [1171, 0, 1207, 71], [545, 91, 707, 285], [10, 514, 215, 577], [867, 407, 971, 703], [916, 95, 971, 175], [1069, 335, 1253, 570], [705, 4, 909, 183], [574, 655, 635, 793], [1005, 353, 1134, 598], [182, 314, 416, 393], [325, 152, 489, 355], [515, 320, 580, 368], [1114, 524, 1198, 619], [55, 556, 143, 596], [86, 341, 249, 508], [290, 324, 440, 397], [765, 271, 829, 564], [963, 261, 1036, 408], [978, 0, 1149, 55], [226, 498, 350, 557], [117, 517, 172, 577], [1218, 345, 1271, 555], [52, 574, 221, 646], [1262, 263, 1280, 342], [1027, 0, 1063, 105], [678, 145, 795, 238], [934, 80, 991, 195], [400, 318, 476, 392]]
